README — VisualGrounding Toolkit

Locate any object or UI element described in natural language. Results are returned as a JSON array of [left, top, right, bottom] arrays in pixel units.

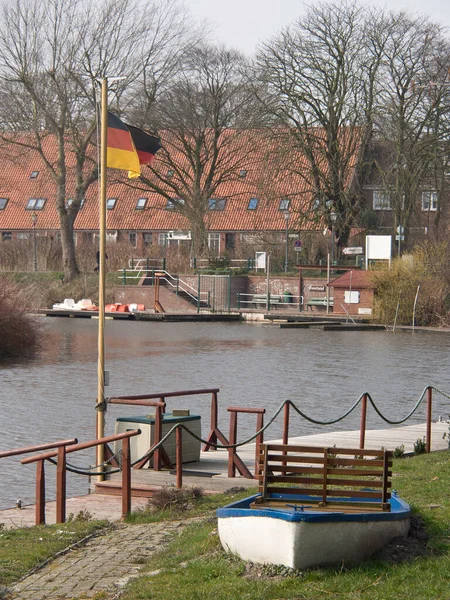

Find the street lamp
[[31, 211, 38, 272], [330, 211, 337, 266], [282, 209, 291, 273]]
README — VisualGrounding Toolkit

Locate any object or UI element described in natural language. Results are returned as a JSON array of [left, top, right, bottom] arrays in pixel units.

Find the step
[[95, 481, 160, 498]]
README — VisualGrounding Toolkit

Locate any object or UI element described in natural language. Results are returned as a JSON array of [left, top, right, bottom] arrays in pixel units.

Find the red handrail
[[19, 430, 140, 525]]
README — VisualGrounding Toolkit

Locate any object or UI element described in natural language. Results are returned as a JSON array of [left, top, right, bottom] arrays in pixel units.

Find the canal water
[[0, 317, 449, 510]]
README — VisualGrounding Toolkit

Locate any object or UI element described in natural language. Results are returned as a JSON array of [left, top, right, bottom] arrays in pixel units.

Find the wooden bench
[[252, 294, 282, 308], [306, 297, 333, 310], [252, 444, 392, 512]]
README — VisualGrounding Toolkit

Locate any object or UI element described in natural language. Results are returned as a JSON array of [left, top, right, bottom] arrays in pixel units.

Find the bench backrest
[[257, 444, 393, 511]]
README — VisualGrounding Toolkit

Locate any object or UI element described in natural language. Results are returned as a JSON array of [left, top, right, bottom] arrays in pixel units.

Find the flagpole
[[96, 77, 108, 479]]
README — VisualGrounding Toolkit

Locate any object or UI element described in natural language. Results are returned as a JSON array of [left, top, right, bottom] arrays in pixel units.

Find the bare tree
[[0, 0, 192, 280], [254, 1, 385, 249], [124, 43, 260, 255], [371, 12, 450, 243]]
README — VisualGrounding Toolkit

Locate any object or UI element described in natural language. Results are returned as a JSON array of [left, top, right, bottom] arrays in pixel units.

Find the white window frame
[[279, 199, 290, 210], [373, 191, 391, 211], [158, 233, 167, 246], [128, 232, 137, 247], [143, 232, 153, 246], [136, 197, 147, 210], [208, 232, 220, 253], [422, 191, 438, 211]]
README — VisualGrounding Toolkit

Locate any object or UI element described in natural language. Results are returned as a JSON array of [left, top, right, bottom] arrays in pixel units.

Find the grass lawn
[[0, 519, 109, 587], [119, 450, 450, 600]]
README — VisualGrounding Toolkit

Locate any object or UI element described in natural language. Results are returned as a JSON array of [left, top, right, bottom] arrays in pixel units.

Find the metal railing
[[236, 292, 304, 311]]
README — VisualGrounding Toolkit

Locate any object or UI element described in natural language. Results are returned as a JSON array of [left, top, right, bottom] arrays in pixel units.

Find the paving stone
[[8, 517, 204, 600]]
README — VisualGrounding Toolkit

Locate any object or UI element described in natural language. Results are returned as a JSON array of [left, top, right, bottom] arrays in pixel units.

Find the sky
[[185, 0, 450, 55]]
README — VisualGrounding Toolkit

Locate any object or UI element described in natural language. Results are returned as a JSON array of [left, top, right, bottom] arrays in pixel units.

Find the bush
[[0, 277, 43, 359], [148, 486, 204, 513], [370, 241, 450, 327]]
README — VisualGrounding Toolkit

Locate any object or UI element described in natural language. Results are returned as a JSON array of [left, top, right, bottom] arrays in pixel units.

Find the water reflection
[[0, 317, 449, 509]]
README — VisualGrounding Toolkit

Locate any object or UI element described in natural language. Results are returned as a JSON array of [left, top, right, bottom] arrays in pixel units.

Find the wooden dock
[[96, 421, 449, 497]]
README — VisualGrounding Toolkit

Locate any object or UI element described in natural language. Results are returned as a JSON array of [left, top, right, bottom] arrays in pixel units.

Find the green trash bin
[[283, 291, 293, 303]]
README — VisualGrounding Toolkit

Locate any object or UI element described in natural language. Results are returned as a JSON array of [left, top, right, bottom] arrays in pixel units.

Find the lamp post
[[330, 211, 337, 266], [282, 209, 291, 273], [31, 211, 38, 272]]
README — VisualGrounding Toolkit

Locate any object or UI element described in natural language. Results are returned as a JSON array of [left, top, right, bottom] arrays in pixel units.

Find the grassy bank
[[120, 451, 450, 600], [1, 452, 448, 598], [0, 519, 109, 587]]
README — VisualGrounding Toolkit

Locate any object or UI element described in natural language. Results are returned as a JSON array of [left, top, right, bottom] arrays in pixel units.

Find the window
[[225, 233, 235, 250], [17, 232, 29, 239], [373, 191, 391, 210], [279, 199, 290, 210], [129, 232, 137, 247], [167, 169, 174, 177], [208, 198, 226, 210], [158, 233, 167, 246], [107, 198, 117, 210], [30, 171, 39, 179], [2, 232, 12, 241], [422, 191, 438, 211], [166, 197, 184, 209], [239, 169, 247, 178], [136, 197, 147, 210], [143, 232, 153, 247], [66, 198, 73, 208], [208, 232, 220, 253], [247, 198, 259, 210], [0, 198, 8, 210], [26, 198, 46, 210]]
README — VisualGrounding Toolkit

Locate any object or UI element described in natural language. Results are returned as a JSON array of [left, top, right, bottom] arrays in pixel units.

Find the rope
[[42, 385, 449, 476]]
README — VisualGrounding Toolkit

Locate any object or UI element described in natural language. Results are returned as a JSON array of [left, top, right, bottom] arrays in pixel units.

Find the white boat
[[217, 492, 411, 570]]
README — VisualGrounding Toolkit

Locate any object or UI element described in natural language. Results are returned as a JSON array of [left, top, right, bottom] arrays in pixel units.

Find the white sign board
[[344, 290, 360, 304], [255, 252, 266, 271], [343, 247, 363, 255], [365, 235, 392, 269]]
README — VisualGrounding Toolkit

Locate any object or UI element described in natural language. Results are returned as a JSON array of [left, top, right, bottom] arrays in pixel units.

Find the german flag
[[106, 112, 141, 178], [127, 125, 161, 168]]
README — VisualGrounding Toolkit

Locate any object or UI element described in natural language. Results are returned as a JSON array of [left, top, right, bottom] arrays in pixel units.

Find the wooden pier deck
[[0, 421, 447, 528], [96, 421, 449, 496]]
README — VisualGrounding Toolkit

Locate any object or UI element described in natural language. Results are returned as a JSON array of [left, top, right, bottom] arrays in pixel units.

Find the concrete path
[[7, 518, 199, 600]]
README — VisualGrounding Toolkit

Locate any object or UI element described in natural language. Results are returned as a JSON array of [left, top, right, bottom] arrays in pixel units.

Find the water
[[0, 318, 449, 510]]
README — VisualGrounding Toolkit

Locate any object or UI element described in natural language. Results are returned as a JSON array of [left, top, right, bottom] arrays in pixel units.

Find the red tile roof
[[0, 129, 361, 233], [329, 270, 375, 289]]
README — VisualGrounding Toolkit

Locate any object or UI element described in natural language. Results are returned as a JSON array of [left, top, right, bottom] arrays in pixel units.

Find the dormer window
[[239, 169, 247, 178], [0, 198, 8, 210], [107, 198, 117, 210], [136, 197, 147, 210], [208, 198, 226, 211], [279, 199, 290, 210], [165, 197, 184, 209], [30, 171, 39, 179], [167, 169, 174, 178], [247, 198, 259, 210], [26, 198, 46, 210]]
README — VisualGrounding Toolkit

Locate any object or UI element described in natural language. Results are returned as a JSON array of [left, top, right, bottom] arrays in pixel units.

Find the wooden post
[[228, 411, 237, 478], [153, 404, 162, 471], [122, 436, 131, 519], [426, 386, 432, 453], [254, 411, 265, 477], [36, 460, 46, 526], [359, 393, 368, 449], [282, 401, 290, 466], [56, 445, 67, 524], [176, 426, 183, 489]]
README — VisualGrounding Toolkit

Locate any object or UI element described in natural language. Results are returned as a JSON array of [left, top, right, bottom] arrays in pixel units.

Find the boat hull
[[216, 494, 411, 570]]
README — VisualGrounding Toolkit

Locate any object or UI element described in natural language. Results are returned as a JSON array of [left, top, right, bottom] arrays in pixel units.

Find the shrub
[[148, 486, 204, 513], [413, 437, 427, 455], [0, 277, 43, 359]]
